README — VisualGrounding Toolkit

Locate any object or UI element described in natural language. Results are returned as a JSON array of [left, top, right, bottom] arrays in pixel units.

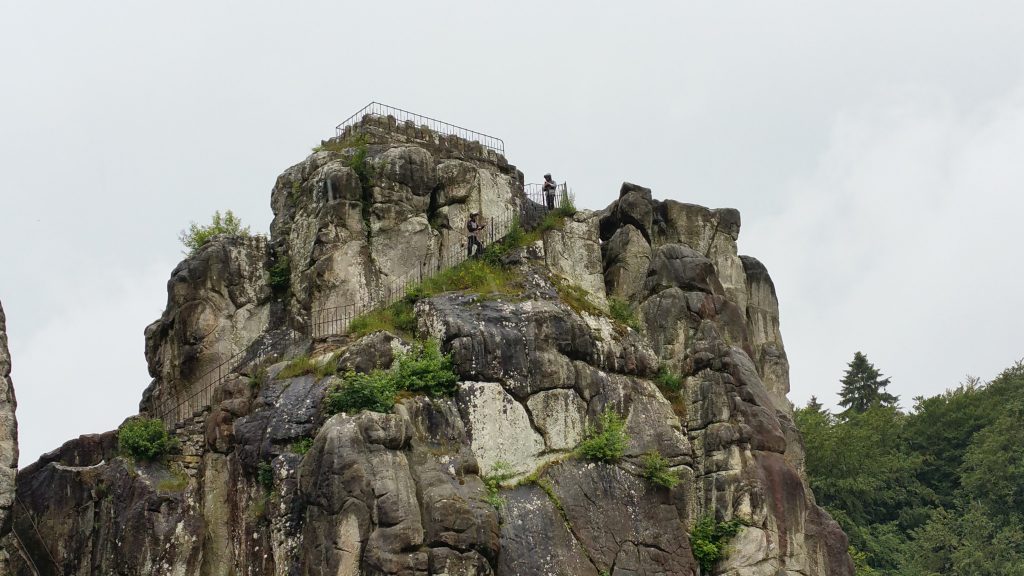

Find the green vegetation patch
[[268, 256, 290, 293], [256, 461, 274, 490], [290, 437, 315, 456], [689, 516, 743, 572], [641, 451, 680, 489], [178, 210, 251, 254], [324, 339, 457, 415], [118, 417, 171, 461], [481, 461, 517, 509], [577, 408, 629, 463], [608, 296, 642, 331], [157, 467, 189, 493], [348, 300, 417, 339], [276, 353, 339, 380], [551, 275, 604, 317]]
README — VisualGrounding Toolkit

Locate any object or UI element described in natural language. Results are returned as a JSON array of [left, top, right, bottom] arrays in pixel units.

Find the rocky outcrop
[[742, 256, 792, 413], [269, 119, 525, 324], [0, 300, 18, 571], [5, 125, 849, 575], [142, 235, 273, 421]]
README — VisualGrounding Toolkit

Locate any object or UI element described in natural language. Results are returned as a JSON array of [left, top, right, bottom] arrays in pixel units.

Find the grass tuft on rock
[[608, 297, 642, 331], [481, 461, 517, 509]]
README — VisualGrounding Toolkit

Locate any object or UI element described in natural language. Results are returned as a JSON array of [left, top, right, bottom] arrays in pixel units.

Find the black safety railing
[[154, 330, 300, 429], [523, 182, 573, 210], [155, 204, 519, 430], [335, 102, 505, 156]]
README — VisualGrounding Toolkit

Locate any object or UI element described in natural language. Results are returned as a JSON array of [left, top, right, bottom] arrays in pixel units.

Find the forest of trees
[[795, 353, 1024, 575]]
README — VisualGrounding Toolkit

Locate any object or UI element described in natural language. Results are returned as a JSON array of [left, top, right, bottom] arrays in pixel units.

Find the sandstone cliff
[[0, 300, 18, 572], [3, 119, 851, 576]]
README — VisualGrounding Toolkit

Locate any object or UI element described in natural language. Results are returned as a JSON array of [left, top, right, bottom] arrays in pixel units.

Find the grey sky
[[3, 0, 1023, 465]]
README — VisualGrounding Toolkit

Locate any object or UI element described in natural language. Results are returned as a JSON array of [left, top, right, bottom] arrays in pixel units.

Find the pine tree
[[838, 351, 898, 415], [806, 395, 824, 412]]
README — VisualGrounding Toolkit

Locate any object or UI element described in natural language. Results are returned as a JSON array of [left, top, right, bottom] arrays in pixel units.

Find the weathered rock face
[[0, 300, 18, 571], [5, 127, 849, 575], [269, 120, 525, 323], [141, 235, 273, 421]]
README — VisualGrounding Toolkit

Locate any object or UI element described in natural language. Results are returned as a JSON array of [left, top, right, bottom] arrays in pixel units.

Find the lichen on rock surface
[[2, 119, 852, 576]]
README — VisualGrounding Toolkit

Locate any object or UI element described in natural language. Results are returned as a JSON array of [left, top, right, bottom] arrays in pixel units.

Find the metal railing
[[154, 330, 300, 428], [155, 204, 519, 430], [523, 182, 573, 210], [335, 102, 505, 156]]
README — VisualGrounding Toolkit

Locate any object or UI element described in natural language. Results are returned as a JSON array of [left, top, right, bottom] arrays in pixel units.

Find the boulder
[[643, 244, 725, 298], [543, 210, 608, 311], [602, 223, 651, 303]]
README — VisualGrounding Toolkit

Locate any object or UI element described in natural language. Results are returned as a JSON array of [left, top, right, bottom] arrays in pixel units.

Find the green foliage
[[156, 467, 189, 493], [393, 339, 459, 397], [838, 351, 899, 415], [248, 366, 269, 392], [655, 364, 683, 393], [348, 300, 417, 339], [849, 545, 880, 576], [482, 218, 526, 266], [550, 275, 603, 317], [275, 353, 337, 380], [256, 461, 274, 489], [481, 461, 516, 509], [419, 258, 517, 297], [689, 516, 743, 572], [654, 364, 687, 418], [577, 408, 628, 463], [179, 210, 251, 254], [608, 297, 641, 331], [118, 417, 170, 461], [268, 256, 290, 293], [641, 451, 680, 488], [325, 368, 398, 414], [324, 339, 458, 415], [291, 437, 314, 456], [796, 360, 1024, 574], [556, 191, 576, 216], [277, 355, 316, 379], [795, 402, 926, 570]]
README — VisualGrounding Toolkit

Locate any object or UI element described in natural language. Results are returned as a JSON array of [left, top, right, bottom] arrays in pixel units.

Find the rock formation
[[0, 300, 18, 572], [2, 118, 851, 575]]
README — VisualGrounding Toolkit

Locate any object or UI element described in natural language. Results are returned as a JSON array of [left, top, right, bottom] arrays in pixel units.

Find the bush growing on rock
[[118, 417, 170, 461], [641, 451, 680, 488], [689, 516, 743, 572], [577, 409, 629, 462], [325, 339, 458, 414], [178, 210, 251, 254]]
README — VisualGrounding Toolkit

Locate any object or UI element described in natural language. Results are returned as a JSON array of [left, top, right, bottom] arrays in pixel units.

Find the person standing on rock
[[543, 173, 557, 210], [467, 212, 486, 258]]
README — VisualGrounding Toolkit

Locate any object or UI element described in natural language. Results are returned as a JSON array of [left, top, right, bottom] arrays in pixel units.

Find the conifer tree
[[838, 352, 898, 415], [806, 395, 824, 412]]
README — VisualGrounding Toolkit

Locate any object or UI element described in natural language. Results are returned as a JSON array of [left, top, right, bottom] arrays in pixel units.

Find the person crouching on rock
[[467, 212, 486, 258]]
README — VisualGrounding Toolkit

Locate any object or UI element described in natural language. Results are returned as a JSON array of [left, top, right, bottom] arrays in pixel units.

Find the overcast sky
[[2, 1, 1023, 466]]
